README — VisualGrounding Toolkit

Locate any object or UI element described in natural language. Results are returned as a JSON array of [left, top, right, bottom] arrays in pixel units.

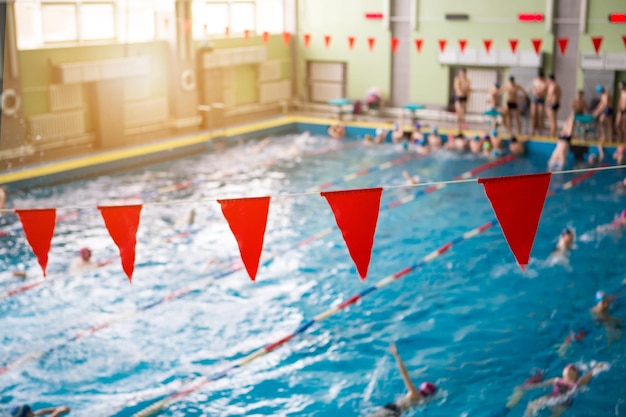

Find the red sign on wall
[[365, 13, 384, 20]]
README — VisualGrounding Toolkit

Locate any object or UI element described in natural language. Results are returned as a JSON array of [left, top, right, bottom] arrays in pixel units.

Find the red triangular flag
[[458, 39, 467, 53], [391, 38, 399, 53], [225, 26, 230, 38], [509, 39, 519, 53], [531, 38, 542, 55], [348, 36, 356, 50], [591, 36, 603, 54], [262, 31, 269, 44], [478, 173, 551, 271], [244, 29, 250, 41], [324, 34, 331, 48], [367, 37, 375, 51], [282, 32, 291, 46], [438, 39, 447, 53], [321, 188, 382, 279], [483, 39, 493, 53], [557, 37, 568, 55], [414, 38, 423, 53], [98, 205, 142, 282], [304, 33, 311, 47], [623, 35, 626, 50], [15, 209, 56, 277], [218, 197, 270, 281]]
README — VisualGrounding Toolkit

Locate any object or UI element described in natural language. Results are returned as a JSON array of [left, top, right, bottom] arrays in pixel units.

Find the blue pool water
[[0, 132, 625, 417]]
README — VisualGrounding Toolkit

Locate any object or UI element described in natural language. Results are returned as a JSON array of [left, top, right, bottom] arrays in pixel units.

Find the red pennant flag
[[478, 173, 551, 271], [324, 34, 331, 48], [244, 29, 250, 41], [483, 39, 493, 54], [262, 31, 270, 44], [348, 36, 356, 50], [557, 37, 568, 55], [591, 36, 603, 54], [304, 33, 311, 47], [509, 39, 519, 54], [282, 32, 291, 46], [15, 209, 56, 277], [225, 26, 230, 38], [414, 38, 423, 53], [531, 38, 542, 55], [438, 39, 447, 53], [98, 205, 142, 282], [458, 39, 468, 53], [321, 188, 382, 279], [391, 37, 399, 53], [218, 197, 270, 281], [203, 23, 207, 34], [623, 35, 626, 50], [367, 37, 375, 51]]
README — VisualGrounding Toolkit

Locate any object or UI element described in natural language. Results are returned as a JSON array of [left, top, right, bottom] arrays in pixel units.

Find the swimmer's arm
[[390, 343, 420, 397], [578, 364, 604, 386], [521, 377, 558, 390], [33, 406, 70, 416]]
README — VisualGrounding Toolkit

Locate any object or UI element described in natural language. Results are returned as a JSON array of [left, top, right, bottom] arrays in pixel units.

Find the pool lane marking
[[128, 169, 599, 417], [0, 157, 513, 375]]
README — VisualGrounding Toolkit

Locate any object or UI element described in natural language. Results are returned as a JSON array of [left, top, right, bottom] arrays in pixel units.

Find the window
[[193, 0, 283, 39], [41, 4, 78, 42], [80, 3, 115, 40], [256, 0, 282, 34], [118, 0, 156, 43]]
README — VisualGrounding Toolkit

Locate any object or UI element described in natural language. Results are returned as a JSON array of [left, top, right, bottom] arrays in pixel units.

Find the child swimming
[[591, 291, 622, 344]]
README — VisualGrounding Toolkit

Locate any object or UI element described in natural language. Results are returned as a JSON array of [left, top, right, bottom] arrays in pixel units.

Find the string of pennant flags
[[4, 164, 622, 286]]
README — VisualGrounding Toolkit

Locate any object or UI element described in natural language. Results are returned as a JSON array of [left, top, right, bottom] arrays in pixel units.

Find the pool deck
[[0, 114, 616, 190]]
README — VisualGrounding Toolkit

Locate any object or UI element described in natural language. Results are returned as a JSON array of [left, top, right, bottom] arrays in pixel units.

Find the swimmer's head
[[588, 153, 599, 164], [364, 134, 373, 142], [432, 127, 438, 134], [402, 141, 408, 150], [419, 381, 437, 397], [483, 133, 490, 141], [596, 84, 604, 94], [79, 247, 92, 261], [561, 228, 573, 237], [595, 290, 608, 303], [494, 82, 500, 88], [483, 141, 493, 151], [509, 75, 515, 82], [621, 209, 626, 219], [473, 135, 481, 142], [577, 89, 584, 96], [563, 364, 579, 381], [491, 129, 498, 138], [511, 136, 518, 143], [414, 122, 421, 130], [10, 405, 32, 417], [538, 69, 545, 78]]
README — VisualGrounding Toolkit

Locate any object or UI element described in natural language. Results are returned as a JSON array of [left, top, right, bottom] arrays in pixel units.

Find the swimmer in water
[[469, 135, 482, 155], [328, 124, 346, 140], [369, 343, 437, 417], [68, 247, 95, 274], [521, 363, 605, 417], [591, 291, 622, 344], [375, 128, 389, 144], [402, 171, 421, 185], [548, 113, 575, 171], [10, 404, 70, 417], [428, 127, 442, 149], [556, 228, 574, 253], [509, 136, 525, 156]]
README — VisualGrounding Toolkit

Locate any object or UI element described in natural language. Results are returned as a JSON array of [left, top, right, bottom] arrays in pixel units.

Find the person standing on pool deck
[[369, 343, 437, 417], [10, 404, 70, 417], [592, 85, 614, 143], [546, 74, 562, 138], [548, 113, 575, 171], [531, 70, 548, 136], [571, 90, 586, 116], [500, 76, 528, 136], [616, 82, 626, 143], [453, 68, 471, 130]]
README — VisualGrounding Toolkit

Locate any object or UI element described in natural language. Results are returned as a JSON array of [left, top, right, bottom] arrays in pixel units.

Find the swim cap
[[483, 133, 490, 140], [432, 127, 438, 134], [414, 122, 421, 129], [588, 153, 599, 163], [621, 209, 626, 219], [491, 129, 498, 137], [364, 134, 373, 142], [473, 135, 481, 142], [563, 364, 578, 376], [596, 85, 604, 94], [596, 290, 607, 303], [494, 82, 500, 88], [10, 405, 31, 417], [511, 136, 518, 143], [402, 141, 408, 150], [483, 141, 492, 151], [79, 247, 91, 260], [419, 381, 437, 397]]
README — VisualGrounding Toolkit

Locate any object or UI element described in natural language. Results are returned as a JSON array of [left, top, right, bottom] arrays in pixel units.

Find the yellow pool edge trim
[[0, 114, 611, 185]]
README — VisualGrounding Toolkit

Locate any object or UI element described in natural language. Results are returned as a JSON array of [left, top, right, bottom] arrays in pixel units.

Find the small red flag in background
[[218, 197, 271, 281], [225, 26, 230, 38], [304, 33, 311, 47], [98, 205, 142, 282], [458, 39, 468, 53], [623, 35, 626, 50], [438, 39, 447, 53], [367, 37, 376, 51], [282, 32, 291, 46], [348, 36, 356, 50], [483, 39, 493, 53], [591, 36, 603, 54], [509, 39, 519, 54], [244, 29, 250, 41], [262, 31, 270, 44], [531, 38, 542, 55], [414, 38, 423, 53], [15, 209, 56, 277], [182, 19, 190, 33], [321, 188, 383, 279], [557, 37, 569, 55], [391, 38, 399, 53], [478, 173, 551, 271], [324, 35, 331, 48]]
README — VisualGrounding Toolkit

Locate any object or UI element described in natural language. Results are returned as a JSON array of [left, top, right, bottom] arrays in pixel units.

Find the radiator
[[49, 84, 84, 111], [309, 82, 342, 103], [259, 60, 281, 82], [124, 97, 169, 127], [29, 110, 85, 140], [259, 80, 290, 103]]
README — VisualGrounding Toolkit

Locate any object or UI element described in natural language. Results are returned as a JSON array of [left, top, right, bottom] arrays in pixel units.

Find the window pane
[[230, 2, 254, 33], [256, 0, 283, 34], [15, 1, 42, 49], [194, 2, 228, 36], [42, 4, 78, 42], [124, 1, 156, 42], [81, 3, 115, 40]]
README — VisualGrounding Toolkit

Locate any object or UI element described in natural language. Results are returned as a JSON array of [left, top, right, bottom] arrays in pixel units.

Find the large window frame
[[192, 0, 284, 39]]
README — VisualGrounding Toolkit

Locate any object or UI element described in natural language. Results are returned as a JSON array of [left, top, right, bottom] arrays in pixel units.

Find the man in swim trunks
[[548, 113, 575, 171], [531, 70, 548, 135], [521, 363, 605, 417], [453, 68, 471, 130], [616, 82, 626, 143], [10, 404, 70, 417], [547, 74, 562, 138], [327, 124, 346, 140], [571, 90, 586, 116], [369, 343, 437, 417], [500, 76, 528, 135], [592, 85, 614, 143]]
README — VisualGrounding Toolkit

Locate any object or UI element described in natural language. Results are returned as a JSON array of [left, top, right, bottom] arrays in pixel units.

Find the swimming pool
[[1, 131, 624, 417]]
